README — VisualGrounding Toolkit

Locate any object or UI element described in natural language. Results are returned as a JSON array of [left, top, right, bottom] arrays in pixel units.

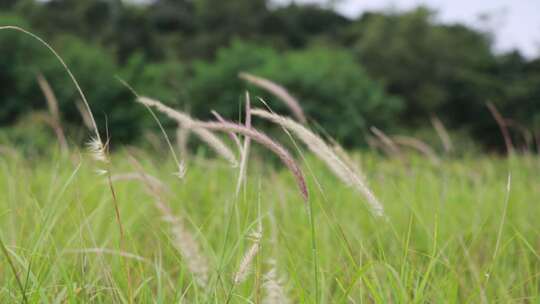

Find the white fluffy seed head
[[87, 137, 108, 163], [172, 162, 187, 179], [233, 223, 263, 285]]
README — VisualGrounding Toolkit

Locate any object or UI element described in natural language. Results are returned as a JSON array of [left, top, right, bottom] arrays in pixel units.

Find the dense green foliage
[[189, 41, 402, 145], [0, 0, 539, 149], [340, 8, 540, 148], [0, 14, 186, 143]]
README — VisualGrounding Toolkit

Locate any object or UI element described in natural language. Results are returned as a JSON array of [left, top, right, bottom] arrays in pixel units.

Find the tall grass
[[1, 26, 539, 304], [0, 148, 538, 302]]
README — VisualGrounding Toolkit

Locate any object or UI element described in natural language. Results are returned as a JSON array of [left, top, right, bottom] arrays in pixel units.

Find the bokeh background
[[1, 0, 539, 153]]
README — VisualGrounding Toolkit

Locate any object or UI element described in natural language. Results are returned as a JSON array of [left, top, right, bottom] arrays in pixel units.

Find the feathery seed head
[[239, 72, 307, 123], [136, 96, 239, 167], [251, 109, 385, 217], [233, 221, 263, 285], [173, 160, 187, 179], [87, 137, 108, 163]]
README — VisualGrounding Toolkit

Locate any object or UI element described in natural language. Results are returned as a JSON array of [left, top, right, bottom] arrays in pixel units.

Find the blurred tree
[[1, 2, 539, 149], [188, 40, 277, 119], [263, 3, 350, 48], [0, 0, 18, 9], [186, 0, 270, 58], [255, 46, 403, 146], [341, 7, 499, 128], [188, 40, 402, 146], [494, 53, 540, 138], [14, 0, 114, 40], [0, 14, 185, 143], [148, 0, 196, 34]]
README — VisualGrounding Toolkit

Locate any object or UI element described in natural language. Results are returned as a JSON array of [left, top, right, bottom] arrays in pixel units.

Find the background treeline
[[0, 0, 539, 151]]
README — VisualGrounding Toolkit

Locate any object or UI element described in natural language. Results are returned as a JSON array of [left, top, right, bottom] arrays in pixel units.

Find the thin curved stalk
[[137, 96, 238, 167], [251, 109, 384, 217], [236, 92, 252, 196], [193, 120, 308, 202], [239, 72, 307, 123]]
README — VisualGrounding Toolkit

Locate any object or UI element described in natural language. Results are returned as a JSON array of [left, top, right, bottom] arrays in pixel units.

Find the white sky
[[275, 0, 540, 58]]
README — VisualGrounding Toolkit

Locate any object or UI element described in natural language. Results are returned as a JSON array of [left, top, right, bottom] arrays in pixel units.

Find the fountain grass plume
[[118, 79, 187, 178], [233, 221, 263, 284], [239, 72, 307, 123], [137, 96, 238, 167], [251, 108, 384, 217]]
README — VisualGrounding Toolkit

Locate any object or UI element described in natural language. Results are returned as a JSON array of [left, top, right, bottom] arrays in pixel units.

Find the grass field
[[0, 146, 538, 303]]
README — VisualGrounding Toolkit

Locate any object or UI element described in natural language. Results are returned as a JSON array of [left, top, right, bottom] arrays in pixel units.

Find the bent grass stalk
[[239, 72, 307, 123], [192, 120, 309, 201], [251, 109, 384, 217], [0, 27, 103, 148], [119, 80, 186, 178], [137, 96, 238, 167]]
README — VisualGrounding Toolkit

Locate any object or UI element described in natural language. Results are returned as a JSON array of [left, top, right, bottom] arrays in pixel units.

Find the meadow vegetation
[[0, 146, 538, 302], [1, 2, 539, 302]]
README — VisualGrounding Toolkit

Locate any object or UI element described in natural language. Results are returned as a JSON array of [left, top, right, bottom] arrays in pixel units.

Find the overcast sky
[[274, 0, 540, 58]]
